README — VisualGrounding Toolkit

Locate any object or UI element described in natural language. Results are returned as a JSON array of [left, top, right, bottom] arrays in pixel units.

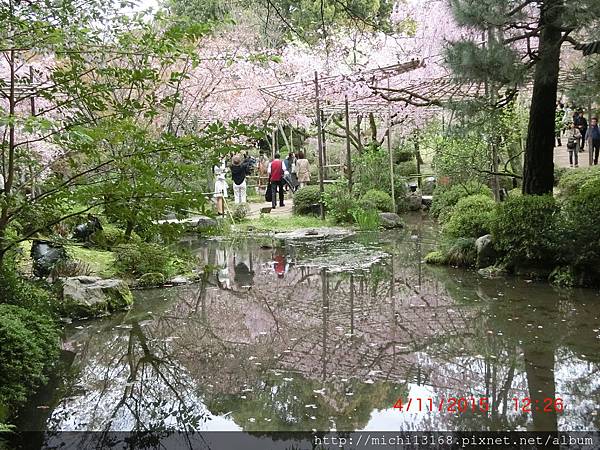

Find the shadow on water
[[15, 214, 600, 439]]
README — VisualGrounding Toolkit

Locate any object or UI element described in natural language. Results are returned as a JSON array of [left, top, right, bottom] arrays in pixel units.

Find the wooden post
[[356, 115, 363, 153], [344, 96, 353, 192], [414, 131, 421, 189], [321, 110, 328, 180], [271, 128, 276, 159], [314, 71, 326, 220], [387, 94, 396, 213]]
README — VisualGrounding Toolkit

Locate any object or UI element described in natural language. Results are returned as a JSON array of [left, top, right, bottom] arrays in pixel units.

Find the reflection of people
[[216, 248, 231, 289], [273, 253, 288, 278], [234, 261, 254, 288]]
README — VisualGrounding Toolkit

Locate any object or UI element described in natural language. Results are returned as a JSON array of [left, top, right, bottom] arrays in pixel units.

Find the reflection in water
[[20, 218, 600, 437]]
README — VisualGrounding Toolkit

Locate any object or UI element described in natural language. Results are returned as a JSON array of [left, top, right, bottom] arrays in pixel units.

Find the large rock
[[31, 240, 68, 278], [61, 276, 133, 318], [195, 216, 218, 230], [475, 234, 498, 269], [379, 212, 404, 229], [422, 177, 437, 195], [406, 192, 423, 211]]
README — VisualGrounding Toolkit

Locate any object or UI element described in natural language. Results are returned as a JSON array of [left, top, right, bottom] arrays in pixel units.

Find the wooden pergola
[[258, 59, 491, 216]]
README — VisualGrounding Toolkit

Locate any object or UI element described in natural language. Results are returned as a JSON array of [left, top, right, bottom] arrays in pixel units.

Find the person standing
[[295, 151, 311, 188], [268, 153, 287, 208], [566, 122, 581, 167], [585, 117, 600, 165], [213, 157, 229, 215], [555, 103, 565, 147], [230, 154, 250, 204], [575, 111, 588, 152], [284, 152, 298, 192]]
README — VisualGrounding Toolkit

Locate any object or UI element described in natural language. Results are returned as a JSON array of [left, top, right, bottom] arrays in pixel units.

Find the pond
[[16, 215, 600, 444]]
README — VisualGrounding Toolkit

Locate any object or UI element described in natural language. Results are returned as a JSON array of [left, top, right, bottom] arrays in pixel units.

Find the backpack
[[567, 137, 576, 150]]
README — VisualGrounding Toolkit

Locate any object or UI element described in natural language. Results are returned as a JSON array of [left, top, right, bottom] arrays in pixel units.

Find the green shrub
[[424, 251, 446, 265], [323, 181, 356, 224], [553, 166, 568, 187], [359, 189, 393, 212], [0, 263, 56, 314], [89, 223, 141, 250], [114, 242, 173, 278], [395, 147, 414, 163], [0, 304, 59, 415], [443, 238, 477, 267], [442, 194, 496, 240], [351, 208, 380, 230], [490, 195, 561, 267], [430, 181, 493, 221], [557, 166, 600, 199], [137, 272, 166, 287], [352, 150, 409, 200], [231, 203, 249, 221], [561, 177, 600, 285], [293, 185, 322, 215], [396, 160, 418, 178]]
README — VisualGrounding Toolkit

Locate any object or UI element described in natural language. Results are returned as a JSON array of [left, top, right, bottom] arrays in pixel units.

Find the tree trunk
[[522, 1, 563, 195], [124, 220, 135, 240]]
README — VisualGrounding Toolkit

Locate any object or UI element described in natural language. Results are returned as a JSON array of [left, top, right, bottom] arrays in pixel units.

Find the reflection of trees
[[47, 288, 210, 433], [206, 374, 404, 432], [44, 229, 600, 434]]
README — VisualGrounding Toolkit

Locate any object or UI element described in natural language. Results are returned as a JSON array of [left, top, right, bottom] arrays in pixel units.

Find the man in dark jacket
[[585, 117, 600, 165], [574, 111, 588, 152]]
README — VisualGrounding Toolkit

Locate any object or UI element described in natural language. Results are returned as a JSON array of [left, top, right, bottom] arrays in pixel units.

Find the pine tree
[[445, 0, 600, 195]]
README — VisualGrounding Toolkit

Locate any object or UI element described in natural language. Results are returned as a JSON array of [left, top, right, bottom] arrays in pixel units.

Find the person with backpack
[[585, 116, 600, 165], [566, 122, 581, 167]]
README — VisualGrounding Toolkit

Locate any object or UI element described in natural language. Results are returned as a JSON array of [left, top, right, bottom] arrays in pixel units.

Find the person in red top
[[267, 153, 287, 208]]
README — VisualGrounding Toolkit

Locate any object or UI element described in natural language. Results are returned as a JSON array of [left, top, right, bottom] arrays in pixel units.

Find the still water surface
[[20, 217, 600, 436]]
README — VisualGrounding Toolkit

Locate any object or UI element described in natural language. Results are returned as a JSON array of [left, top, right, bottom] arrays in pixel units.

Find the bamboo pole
[[314, 71, 326, 220], [344, 96, 353, 192], [387, 80, 396, 213]]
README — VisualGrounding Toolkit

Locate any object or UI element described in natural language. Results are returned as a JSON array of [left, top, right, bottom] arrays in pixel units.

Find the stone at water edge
[[379, 213, 404, 229], [475, 234, 498, 269], [195, 216, 218, 230], [60, 276, 134, 318], [406, 192, 423, 211], [169, 275, 190, 285]]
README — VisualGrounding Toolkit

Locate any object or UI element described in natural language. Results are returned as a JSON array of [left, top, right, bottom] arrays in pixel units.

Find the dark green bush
[[323, 181, 356, 224], [426, 237, 477, 269], [553, 166, 568, 187], [561, 177, 600, 285], [395, 147, 414, 163], [557, 166, 600, 199], [430, 181, 492, 220], [442, 194, 496, 240], [293, 185, 322, 216], [359, 189, 394, 212], [113, 242, 173, 277], [0, 263, 56, 314], [352, 150, 409, 200], [396, 160, 418, 178], [490, 194, 561, 267], [0, 304, 59, 415]]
